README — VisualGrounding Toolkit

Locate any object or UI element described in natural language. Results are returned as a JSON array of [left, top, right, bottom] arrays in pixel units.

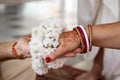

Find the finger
[[61, 48, 81, 58], [23, 34, 31, 41], [60, 52, 76, 58], [45, 44, 67, 63], [73, 48, 82, 53]]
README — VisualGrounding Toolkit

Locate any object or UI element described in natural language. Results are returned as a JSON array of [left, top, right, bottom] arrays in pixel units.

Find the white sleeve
[[77, 0, 101, 26]]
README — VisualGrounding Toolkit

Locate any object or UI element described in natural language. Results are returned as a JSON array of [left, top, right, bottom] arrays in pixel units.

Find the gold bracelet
[[87, 24, 92, 51]]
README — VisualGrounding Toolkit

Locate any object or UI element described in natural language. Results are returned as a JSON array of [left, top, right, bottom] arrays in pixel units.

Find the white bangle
[[78, 25, 90, 52]]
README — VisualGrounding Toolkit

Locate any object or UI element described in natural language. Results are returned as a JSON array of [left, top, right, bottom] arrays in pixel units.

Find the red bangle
[[77, 26, 87, 53], [73, 28, 85, 53], [12, 42, 24, 59]]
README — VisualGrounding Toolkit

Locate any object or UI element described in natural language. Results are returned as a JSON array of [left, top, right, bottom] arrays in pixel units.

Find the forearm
[[91, 21, 120, 49], [0, 42, 15, 61]]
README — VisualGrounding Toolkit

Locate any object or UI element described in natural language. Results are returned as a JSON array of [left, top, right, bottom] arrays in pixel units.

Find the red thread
[[12, 42, 24, 59]]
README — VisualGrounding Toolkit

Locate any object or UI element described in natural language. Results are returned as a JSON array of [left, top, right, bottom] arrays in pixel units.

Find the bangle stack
[[74, 25, 92, 53], [74, 28, 85, 53], [12, 42, 24, 59]]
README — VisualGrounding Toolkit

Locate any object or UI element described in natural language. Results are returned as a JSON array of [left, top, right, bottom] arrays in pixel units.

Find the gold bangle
[[87, 24, 92, 51]]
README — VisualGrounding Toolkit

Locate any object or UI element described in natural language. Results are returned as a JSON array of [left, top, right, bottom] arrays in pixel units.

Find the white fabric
[[77, 0, 120, 80]]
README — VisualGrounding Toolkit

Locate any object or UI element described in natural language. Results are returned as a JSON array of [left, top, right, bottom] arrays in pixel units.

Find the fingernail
[[45, 57, 51, 63]]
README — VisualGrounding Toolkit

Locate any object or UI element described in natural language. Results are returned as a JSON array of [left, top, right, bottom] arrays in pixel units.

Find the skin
[[0, 21, 120, 80], [45, 21, 120, 80], [2, 21, 120, 61], [0, 21, 119, 80], [92, 21, 120, 49], [47, 21, 120, 61], [46, 30, 82, 60], [0, 35, 31, 61]]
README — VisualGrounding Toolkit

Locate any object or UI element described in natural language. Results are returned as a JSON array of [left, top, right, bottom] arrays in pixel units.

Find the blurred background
[[0, 0, 78, 41]]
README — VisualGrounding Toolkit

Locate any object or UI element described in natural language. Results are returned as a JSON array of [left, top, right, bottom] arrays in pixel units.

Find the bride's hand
[[45, 30, 82, 62]]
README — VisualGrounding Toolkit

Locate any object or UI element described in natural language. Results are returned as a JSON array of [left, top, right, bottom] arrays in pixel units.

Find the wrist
[[74, 25, 92, 53], [14, 38, 30, 59], [72, 29, 81, 45], [12, 41, 25, 59], [85, 27, 89, 40]]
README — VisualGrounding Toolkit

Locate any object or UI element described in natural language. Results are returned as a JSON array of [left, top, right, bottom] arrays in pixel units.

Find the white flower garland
[[29, 19, 66, 75]]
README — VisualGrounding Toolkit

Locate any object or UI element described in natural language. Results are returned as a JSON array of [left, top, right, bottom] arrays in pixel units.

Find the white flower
[[29, 19, 66, 75]]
